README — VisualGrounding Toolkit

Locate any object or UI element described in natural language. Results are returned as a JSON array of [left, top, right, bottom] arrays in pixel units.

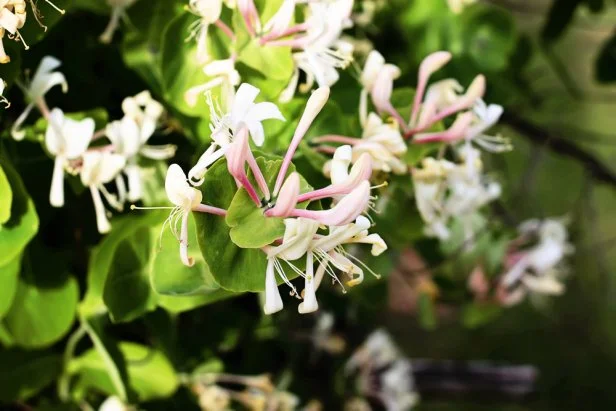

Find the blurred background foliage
[[0, 0, 616, 409]]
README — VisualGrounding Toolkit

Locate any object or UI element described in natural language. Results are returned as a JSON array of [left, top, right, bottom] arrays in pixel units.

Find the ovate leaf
[[0, 165, 12, 224], [0, 350, 62, 401]]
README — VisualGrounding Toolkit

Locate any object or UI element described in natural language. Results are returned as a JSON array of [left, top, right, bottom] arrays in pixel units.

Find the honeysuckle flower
[[195, 385, 231, 411], [411, 74, 486, 135], [274, 86, 330, 195], [189, 83, 284, 186], [0, 77, 9, 108], [263, 217, 321, 314], [412, 157, 453, 240], [184, 58, 240, 108], [290, 181, 371, 226], [187, 0, 236, 62], [359, 50, 404, 128], [465, 99, 511, 152], [160, 164, 226, 266], [12, 56, 68, 140], [106, 115, 176, 203], [266, 172, 300, 217], [409, 51, 452, 127], [345, 329, 402, 372], [279, 1, 353, 101], [0, 0, 27, 64], [500, 219, 573, 300], [414, 78, 463, 130], [99, 396, 134, 411], [413, 111, 474, 144], [45, 108, 95, 207], [380, 359, 419, 411], [310, 215, 385, 288], [80, 151, 126, 234], [121, 90, 165, 138], [300, 146, 372, 203], [99, 0, 137, 44]]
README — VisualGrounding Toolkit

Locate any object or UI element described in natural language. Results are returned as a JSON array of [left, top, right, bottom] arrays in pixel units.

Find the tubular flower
[[99, 0, 138, 44], [498, 218, 573, 305], [279, 0, 353, 102], [0, 77, 8, 108], [106, 92, 175, 203], [359, 50, 404, 127], [161, 164, 227, 267], [0, 0, 27, 64], [12, 56, 68, 140], [185, 0, 232, 63], [189, 83, 284, 186], [184, 58, 240, 109], [80, 152, 127, 234], [464, 99, 511, 152], [355, 113, 407, 174], [45, 108, 95, 208]]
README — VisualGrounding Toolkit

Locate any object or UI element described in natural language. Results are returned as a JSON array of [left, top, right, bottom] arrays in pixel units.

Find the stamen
[[44, 0, 66, 14], [15, 30, 30, 50]]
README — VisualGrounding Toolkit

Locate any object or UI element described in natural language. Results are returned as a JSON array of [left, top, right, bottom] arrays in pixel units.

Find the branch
[[500, 111, 616, 186]]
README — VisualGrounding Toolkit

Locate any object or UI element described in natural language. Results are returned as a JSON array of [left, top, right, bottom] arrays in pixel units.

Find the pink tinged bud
[[370, 66, 405, 128], [264, 259, 284, 315], [428, 75, 486, 125], [413, 111, 474, 144], [274, 87, 330, 196], [50, 157, 65, 207], [298, 251, 318, 314], [290, 181, 370, 226], [237, 0, 261, 37], [410, 51, 452, 126], [265, 172, 300, 217], [297, 153, 372, 203], [226, 128, 261, 206]]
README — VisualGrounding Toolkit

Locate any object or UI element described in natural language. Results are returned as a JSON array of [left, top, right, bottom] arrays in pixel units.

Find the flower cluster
[[184, 0, 354, 108], [163, 82, 386, 315], [10, 56, 175, 233], [0, 0, 65, 63]]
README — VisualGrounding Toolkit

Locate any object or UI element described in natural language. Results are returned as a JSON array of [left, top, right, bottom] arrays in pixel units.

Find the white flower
[[186, 0, 226, 63], [0, 77, 9, 108], [263, 218, 321, 315], [412, 158, 453, 240], [163, 164, 204, 266], [184, 58, 240, 109], [81, 151, 126, 234], [188, 83, 284, 185], [354, 113, 407, 174], [345, 329, 402, 372], [100, 0, 138, 43], [465, 99, 511, 152], [380, 360, 419, 411], [359, 51, 402, 127], [121, 90, 165, 139], [45, 108, 95, 208], [501, 219, 573, 297], [99, 396, 133, 411], [280, 1, 353, 101], [12, 56, 68, 140], [0, 0, 27, 64]]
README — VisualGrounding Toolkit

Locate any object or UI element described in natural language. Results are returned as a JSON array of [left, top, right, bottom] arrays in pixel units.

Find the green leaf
[[237, 39, 294, 82], [80, 212, 163, 317], [81, 315, 131, 402], [3, 268, 78, 349], [102, 213, 165, 323], [161, 12, 230, 116], [0, 165, 12, 224], [403, 142, 442, 167], [0, 254, 21, 320], [226, 157, 312, 249], [70, 342, 179, 401], [0, 350, 62, 401], [461, 6, 517, 71], [150, 213, 219, 295], [0, 156, 39, 267], [195, 157, 299, 292], [157, 290, 235, 314], [461, 302, 503, 328]]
